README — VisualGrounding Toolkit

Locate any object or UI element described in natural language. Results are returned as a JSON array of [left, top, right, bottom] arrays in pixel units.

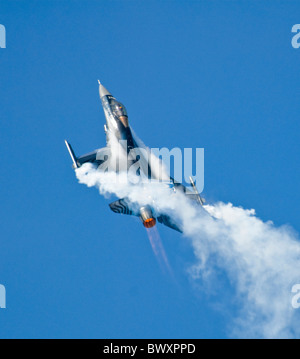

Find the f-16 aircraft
[[65, 81, 204, 232]]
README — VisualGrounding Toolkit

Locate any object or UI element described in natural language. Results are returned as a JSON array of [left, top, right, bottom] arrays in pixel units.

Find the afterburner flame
[[143, 218, 156, 228], [146, 226, 173, 277]]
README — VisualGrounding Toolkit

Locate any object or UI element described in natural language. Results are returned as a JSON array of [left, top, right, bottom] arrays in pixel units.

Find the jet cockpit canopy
[[110, 99, 128, 118]]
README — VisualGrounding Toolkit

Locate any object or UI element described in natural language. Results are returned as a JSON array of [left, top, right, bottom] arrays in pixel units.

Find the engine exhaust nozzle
[[140, 206, 156, 229]]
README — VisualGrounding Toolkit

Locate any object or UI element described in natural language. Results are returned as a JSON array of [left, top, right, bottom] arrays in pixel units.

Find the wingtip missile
[[65, 140, 78, 169], [189, 176, 205, 205]]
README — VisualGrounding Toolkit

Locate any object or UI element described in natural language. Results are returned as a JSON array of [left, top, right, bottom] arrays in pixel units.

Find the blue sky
[[0, 0, 300, 338]]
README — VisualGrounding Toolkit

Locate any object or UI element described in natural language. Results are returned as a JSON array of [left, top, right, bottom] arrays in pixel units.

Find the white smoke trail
[[76, 162, 300, 338], [75, 132, 300, 338], [189, 203, 300, 338]]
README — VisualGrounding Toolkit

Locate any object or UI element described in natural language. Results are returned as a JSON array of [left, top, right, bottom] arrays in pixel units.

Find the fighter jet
[[65, 81, 204, 232]]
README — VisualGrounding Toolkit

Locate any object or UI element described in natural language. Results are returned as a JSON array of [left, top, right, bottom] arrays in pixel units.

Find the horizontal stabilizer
[[109, 199, 133, 215]]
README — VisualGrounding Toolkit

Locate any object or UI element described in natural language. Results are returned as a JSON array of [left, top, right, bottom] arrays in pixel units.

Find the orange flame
[[143, 218, 156, 229]]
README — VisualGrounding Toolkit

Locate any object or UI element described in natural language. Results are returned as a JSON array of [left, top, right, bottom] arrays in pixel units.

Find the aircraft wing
[[65, 140, 109, 169], [173, 181, 205, 206], [77, 147, 110, 167], [157, 214, 182, 233]]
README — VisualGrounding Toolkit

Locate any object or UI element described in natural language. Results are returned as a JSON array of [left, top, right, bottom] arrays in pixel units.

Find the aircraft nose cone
[[98, 80, 112, 98]]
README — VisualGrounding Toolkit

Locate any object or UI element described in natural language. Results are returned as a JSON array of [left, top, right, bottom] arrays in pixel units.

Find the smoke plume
[[75, 134, 300, 338]]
